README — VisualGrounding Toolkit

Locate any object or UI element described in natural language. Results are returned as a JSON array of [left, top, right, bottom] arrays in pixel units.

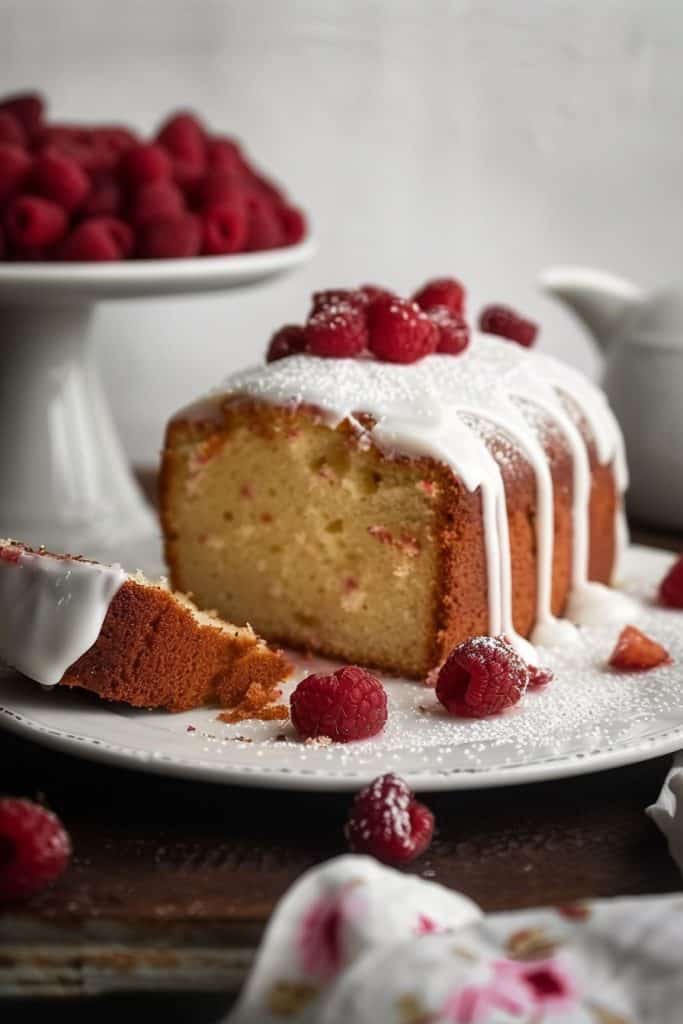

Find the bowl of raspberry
[[0, 92, 315, 560]]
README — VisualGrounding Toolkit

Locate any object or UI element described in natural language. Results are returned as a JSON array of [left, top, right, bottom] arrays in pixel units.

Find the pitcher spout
[[540, 266, 644, 351]]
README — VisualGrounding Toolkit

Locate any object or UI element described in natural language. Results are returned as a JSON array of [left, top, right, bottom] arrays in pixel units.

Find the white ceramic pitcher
[[541, 266, 683, 529]]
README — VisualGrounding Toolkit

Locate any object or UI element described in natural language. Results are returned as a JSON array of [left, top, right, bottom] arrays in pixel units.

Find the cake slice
[[0, 540, 291, 714]]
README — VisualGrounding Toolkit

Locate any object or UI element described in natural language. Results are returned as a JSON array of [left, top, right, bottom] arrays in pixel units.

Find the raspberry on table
[[60, 217, 133, 261], [0, 143, 32, 203], [427, 305, 470, 355], [201, 199, 248, 255], [0, 798, 71, 902], [306, 303, 368, 358], [345, 773, 434, 864], [479, 304, 538, 347], [136, 213, 201, 259], [436, 635, 530, 718], [659, 554, 683, 608], [31, 150, 91, 212], [608, 625, 672, 671], [130, 179, 185, 227], [367, 295, 439, 364], [6, 195, 67, 248], [121, 143, 172, 187], [413, 276, 465, 316], [266, 324, 308, 363], [290, 666, 388, 743]]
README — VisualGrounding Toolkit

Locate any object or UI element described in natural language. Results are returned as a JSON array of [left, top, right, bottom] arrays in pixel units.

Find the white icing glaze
[[0, 543, 126, 685], [217, 334, 629, 655]]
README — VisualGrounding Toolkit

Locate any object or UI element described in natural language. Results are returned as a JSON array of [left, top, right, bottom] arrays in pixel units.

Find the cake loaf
[[160, 334, 628, 678]]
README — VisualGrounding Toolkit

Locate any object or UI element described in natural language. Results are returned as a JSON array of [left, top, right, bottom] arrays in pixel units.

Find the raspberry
[[0, 111, 27, 148], [245, 192, 284, 250], [130, 179, 185, 227], [157, 112, 207, 189], [0, 93, 44, 138], [201, 199, 248, 255], [80, 176, 122, 218], [436, 635, 529, 718], [197, 172, 243, 209], [428, 305, 470, 355], [659, 555, 683, 608], [136, 213, 201, 259], [250, 170, 286, 206], [206, 137, 244, 177], [608, 625, 671, 671], [345, 773, 434, 864], [413, 277, 465, 316], [367, 295, 439, 364], [305, 303, 368, 358], [266, 324, 308, 363], [528, 664, 554, 689], [0, 224, 5, 259], [290, 666, 388, 743], [0, 798, 71, 902], [359, 284, 394, 306], [31, 150, 90, 212], [311, 288, 366, 315], [60, 218, 133, 261], [278, 204, 307, 245], [479, 304, 538, 347], [121, 143, 172, 187], [5, 195, 67, 248], [0, 143, 32, 203]]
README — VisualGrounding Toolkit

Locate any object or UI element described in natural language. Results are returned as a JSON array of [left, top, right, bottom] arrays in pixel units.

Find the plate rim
[[0, 542, 680, 793]]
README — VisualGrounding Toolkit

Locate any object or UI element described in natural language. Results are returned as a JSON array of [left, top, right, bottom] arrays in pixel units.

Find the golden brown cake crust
[[60, 578, 291, 712]]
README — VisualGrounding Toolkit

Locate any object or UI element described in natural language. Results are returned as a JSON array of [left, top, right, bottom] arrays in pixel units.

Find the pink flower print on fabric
[[442, 957, 578, 1022], [493, 958, 579, 1012], [297, 883, 365, 980], [416, 913, 444, 935]]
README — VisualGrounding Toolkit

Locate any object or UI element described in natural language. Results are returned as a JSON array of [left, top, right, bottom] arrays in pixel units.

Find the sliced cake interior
[[0, 540, 291, 714]]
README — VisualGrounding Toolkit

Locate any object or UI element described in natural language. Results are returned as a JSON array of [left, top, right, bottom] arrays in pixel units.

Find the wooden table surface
[[2, 508, 683, 1011]]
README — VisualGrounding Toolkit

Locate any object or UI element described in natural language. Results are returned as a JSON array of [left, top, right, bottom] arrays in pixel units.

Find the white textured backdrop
[[3, 0, 682, 464]]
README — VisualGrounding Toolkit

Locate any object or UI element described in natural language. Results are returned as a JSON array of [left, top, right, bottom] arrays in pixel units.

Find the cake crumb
[[304, 735, 333, 747], [186, 724, 196, 733]]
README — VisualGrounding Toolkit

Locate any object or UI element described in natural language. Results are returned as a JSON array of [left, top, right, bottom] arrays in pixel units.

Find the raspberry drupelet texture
[[608, 625, 672, 671], [479, 304, 538, 347], [0, 798, 71, 902], [367, 295, 439, 364], [659, 555, 683, 608], [427, 305, 470, 355], [413, 276, 465, 316], [290, 666, 388, 743], [345, 773, 434, 864], [436, 635, 529, 718], [267, 324, 308, 363], [305, 303, 369, 358]]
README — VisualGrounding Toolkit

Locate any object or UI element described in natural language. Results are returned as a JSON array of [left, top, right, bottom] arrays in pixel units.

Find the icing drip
[[218, 334, 629, 653], [0, 543, 126, 685]]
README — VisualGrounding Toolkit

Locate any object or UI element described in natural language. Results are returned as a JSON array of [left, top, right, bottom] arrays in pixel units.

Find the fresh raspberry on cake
[[305, 303, 368, 358], [0, 798, 71, 902], [311, 288, 367, 315], [527, 664, 554, 689], [345, 773, 434, 864], [413, 276, 465, 316], [436, 635, 529, 718], [290, 666, 387, 743], [608, 625, 672, 671], [367, 295, 439, 363], [266, 324, 308, 363], [428, 305, 470, 355], [479, 304, 538, 347], [659, 555, 683, 608]]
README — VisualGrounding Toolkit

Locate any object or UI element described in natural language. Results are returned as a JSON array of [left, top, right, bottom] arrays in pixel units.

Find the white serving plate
[[0, 544, 681, 792]]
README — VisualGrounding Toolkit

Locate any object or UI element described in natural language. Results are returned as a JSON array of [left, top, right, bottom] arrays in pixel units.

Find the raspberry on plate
[[60, 217, 133, 261], [608, 625, 672, 671], [427, 305, 470, 355], [367, 295, 439, 364], [245, 192, 284, 251], [121, 143, 172, 187], [136, 213, 201, 259], [278, 204, 307, 246], [436, 635, 529, 718], [479, 304, 538, 347], [345, 773, 434, 864], [659, 555, 683, 608], [413, 276, 465, 316], [201, 199, 248, 255], [0, 93, 44, 137], [31, 150, 91, 212], [0, 798, 71, 902], [266, 324, 308, 363], [0, 111, 27, 148], [157, 112, 207, 189], [130, 179, 185, 227], [305, 303, 368, 358], [0, 143, 32, 203], [6, 195, 67, 248], [290, 665, 388, 743]]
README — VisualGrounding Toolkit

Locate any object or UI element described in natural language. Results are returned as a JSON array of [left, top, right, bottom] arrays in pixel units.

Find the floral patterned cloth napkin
[[648, 752, 683, 871], [228, 854, 683, 1023]]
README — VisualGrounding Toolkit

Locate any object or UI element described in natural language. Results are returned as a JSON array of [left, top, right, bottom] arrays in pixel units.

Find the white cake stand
[[0, 239, 315, 563]]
